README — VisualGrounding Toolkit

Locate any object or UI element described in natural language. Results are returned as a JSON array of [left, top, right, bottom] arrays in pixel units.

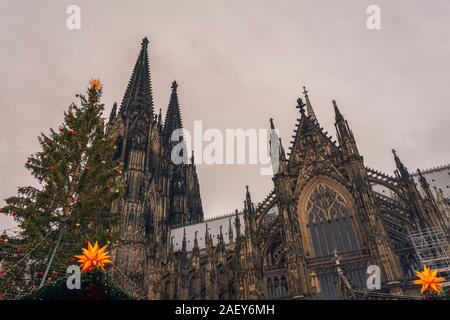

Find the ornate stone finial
[[157, 108, 162, 123], [228, 218, 234, 241], [333, 249, 340, 265], [171, 80, 178, 91], [393, 150, 404, 167], [303, 85, 309, 97], [141, 37, 149, 47], [182, 228, 187, 252], [269, 118, 275, 130], [205, 223, 209, 240], [296, 98, 306, 113]]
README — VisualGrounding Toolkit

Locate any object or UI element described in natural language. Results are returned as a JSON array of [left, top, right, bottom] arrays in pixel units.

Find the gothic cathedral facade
[[107, 38, 450, 300]]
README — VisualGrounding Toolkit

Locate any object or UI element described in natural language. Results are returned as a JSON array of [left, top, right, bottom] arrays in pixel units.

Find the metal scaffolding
[[409, 226, 450, 286]]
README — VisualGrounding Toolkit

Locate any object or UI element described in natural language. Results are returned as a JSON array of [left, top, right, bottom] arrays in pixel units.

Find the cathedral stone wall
[[108, 38, 449, 300]]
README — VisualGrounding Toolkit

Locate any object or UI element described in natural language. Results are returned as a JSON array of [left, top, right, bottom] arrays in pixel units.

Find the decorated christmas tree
[[0, 80, 123, 299]]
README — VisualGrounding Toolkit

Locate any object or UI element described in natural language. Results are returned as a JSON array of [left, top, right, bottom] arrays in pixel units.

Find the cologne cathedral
[[107, 38, 450, 300]]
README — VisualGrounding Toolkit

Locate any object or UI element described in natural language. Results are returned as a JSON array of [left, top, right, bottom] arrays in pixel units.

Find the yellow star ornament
[[89, 79, 102, 90], [75, 241, 112, 273], [413, 265, 445, 294]]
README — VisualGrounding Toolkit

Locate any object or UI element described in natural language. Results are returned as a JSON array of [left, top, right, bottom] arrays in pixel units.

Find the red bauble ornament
[[70, 257, 75, 263], [11, 211, 17, 217], [76, 198, 81, 205], [50, 165, 56, 172], [107, 232, 113, 238], [85, 165, 91, 172], [36, 271, 44, 277]]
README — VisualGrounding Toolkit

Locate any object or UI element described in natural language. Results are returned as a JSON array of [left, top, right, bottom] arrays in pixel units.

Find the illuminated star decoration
[[89, 78, 102, 90], [75, 241, 112, 273], [413, 265, 445, 294]]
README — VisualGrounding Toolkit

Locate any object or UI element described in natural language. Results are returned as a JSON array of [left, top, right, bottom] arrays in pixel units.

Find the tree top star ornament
[[75, 241, 112, 273], [89, 79, 102, 90], [413, 265, 445, 294]]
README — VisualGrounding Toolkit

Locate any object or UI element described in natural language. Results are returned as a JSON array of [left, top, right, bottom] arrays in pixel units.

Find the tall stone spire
[[333, 99, 344, 121], [109, 102, 117, 123], [269, 118, 287, 174], [303, 86, 317, 122], [119, 37, 154, 118], [163, 81, 183, 144], [182, 228, 187, 253], [392, 149, 410, 181], [228, 218, 234, 243], [245, 185, 252, 211], [333, 100, 350, 139], [234, 209, 241, 239], [193, 231, 200, 255], [333, 100, 359, 157]]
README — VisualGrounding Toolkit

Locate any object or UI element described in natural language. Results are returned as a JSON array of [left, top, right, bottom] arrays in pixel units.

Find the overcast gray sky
[[1, 0, 450, 230]]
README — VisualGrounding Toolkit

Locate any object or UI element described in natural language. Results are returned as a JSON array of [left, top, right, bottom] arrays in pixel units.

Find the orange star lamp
[[75, 241, 112, 273], [413, 265, 445, 294]]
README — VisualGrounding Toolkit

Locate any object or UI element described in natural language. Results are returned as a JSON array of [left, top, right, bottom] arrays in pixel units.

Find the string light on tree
[[0, 79, 122, 299]]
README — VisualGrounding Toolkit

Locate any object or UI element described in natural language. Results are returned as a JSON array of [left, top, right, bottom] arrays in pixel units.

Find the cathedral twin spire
[[117, 37, 186, 154], [163, 81, 184, 145], [119, 37, 154, 118]]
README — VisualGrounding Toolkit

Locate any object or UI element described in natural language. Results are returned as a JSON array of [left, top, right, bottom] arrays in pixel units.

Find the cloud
[[0, 0, 449, 228]]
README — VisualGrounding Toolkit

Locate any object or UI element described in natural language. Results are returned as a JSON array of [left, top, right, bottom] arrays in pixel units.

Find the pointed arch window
[[306, 184, 359, 257]]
